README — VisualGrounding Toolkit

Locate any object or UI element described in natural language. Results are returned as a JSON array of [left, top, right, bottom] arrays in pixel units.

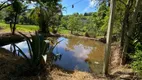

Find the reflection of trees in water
[[64, 36, 105, 74], [10, 43, 17, 56], [87, 60, 103, 74], [65, 36, 105, 60], [66, 36, 105, 60], [66, 36, 96, 50], [65, 36, 94, 60]]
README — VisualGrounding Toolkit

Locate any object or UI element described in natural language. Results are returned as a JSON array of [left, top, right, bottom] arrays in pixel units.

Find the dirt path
[[109, 44, 140, 79], [51, 69, 105, 80]]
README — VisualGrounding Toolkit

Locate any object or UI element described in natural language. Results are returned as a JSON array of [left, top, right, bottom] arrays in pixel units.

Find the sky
[[61, 0, 99, 15]]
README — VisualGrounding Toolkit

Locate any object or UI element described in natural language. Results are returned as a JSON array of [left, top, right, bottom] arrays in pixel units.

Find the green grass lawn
[[58, 29, 70, 34], [0, 23, 39, 32], [0, 23, 103, 38]]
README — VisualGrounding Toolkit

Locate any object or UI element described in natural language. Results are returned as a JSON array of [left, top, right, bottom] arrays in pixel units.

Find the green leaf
[[18, 32, 33, 58], [14, 44, 30, 62]]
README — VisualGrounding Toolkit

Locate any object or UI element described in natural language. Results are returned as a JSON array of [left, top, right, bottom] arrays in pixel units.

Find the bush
[[130, 43, 142, 75], [15, 32, 62, 76], [131, 50, 142, 73]]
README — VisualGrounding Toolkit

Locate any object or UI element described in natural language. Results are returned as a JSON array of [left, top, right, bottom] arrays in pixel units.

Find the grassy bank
[[58, 29, 105, 39], [58, 29, 70, 35], [0, 23, 38, 32]]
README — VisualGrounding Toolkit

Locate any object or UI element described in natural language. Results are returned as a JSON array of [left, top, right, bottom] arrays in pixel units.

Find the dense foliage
[[115, 0, 142, 75], [59, 2, 110, 37], [130, 43, 142, 75], [0, 0, 62, 35]]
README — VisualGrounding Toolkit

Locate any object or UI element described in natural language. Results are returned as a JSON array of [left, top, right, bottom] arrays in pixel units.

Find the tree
[[32, 0, 62, 34], [0, 0, 11, 11], [0, 6, 7, 21], [60, 16, 68, 29], [68, 15, 82, 34], [8, 0, 26, 35], [121, 0, 141, 65]]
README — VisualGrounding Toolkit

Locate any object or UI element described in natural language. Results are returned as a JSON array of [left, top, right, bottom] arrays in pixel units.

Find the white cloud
[[31, 1, 36, 4], [89, 0, 97, 8], [73, 44, 93, 60], [84, 0, 99, 12]]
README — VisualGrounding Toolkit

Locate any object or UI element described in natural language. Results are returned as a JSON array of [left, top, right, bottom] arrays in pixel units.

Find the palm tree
[[7, 0, 27, 35], [30, 0, 62, 35], [0, 0, 11, 11], [10, 0, 22, 35]]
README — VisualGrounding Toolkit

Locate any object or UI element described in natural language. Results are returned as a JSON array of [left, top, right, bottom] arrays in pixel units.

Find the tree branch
[[0, 4, 11, 11], [118, 0, 127, 6], [0, 1, 12, 11], [0, 1, 8, 8]]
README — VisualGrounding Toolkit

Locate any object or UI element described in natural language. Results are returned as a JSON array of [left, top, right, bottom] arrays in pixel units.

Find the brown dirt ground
[[109, 44, 140, 79]]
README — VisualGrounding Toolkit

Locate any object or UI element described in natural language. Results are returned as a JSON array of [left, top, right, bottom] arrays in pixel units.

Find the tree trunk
[[122, 0, 141, 65], [120, 0, 131, 49], [46, 27, 50, 35], [103, 0, 116, 76], [12, 12, 18, 35], [71, 30, 73, 34], [39, 6, 46, 33], [10, 21, 12, 33], [41, 22, 47, 33], [120, 0, 132, 65]]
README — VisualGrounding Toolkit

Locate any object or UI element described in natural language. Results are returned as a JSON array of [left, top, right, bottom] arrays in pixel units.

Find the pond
[[2, 36, 105, 74]]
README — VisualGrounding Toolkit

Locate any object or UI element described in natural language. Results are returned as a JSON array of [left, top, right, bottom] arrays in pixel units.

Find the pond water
[[2, 36, 105, 74]]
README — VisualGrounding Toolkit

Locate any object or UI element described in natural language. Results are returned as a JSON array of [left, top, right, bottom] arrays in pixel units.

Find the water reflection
[[2, 41, 30, 57], [2, 36, 105, 74], [54, 36, 105, 73]]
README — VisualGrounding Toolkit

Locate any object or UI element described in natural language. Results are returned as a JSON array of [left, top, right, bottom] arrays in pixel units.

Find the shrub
[[15, 32, 62, 75], [131, 50, 142, 73], [130, 43, 142, 75]]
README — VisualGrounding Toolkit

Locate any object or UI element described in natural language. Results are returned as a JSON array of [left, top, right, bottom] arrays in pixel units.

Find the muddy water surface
[[2, 36, 105, 74]]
